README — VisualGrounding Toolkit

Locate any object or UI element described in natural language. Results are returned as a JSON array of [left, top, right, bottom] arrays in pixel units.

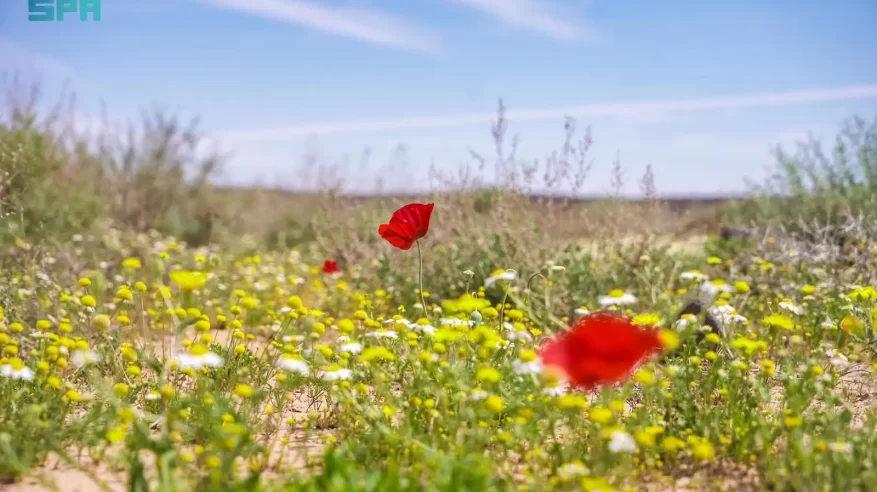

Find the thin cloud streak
[[0, 39, 78, 80], [220, 84, 877, 143], [445, 0, 587, 40], [194, 0, 441, 53]]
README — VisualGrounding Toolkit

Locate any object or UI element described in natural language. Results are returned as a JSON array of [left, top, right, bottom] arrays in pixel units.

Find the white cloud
[[193, 0, 441, 53], [219, 84, 877, 143], [444, 0, 588, 40], [0, 39, 77, 80]]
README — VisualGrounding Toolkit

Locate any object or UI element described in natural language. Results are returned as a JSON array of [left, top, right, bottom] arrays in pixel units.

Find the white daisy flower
[[512, 359, 543, 374], [341, 343, 363, 354], [608, 431, 637, 453], [468, 389, 489, 401], [557, 462, 589, 480], [366, 330, 399, 339], [485, 270, 517, 288], [71, 349, 101, 368], [680, 270, 708, 282], [825, 348, 849, 367], [598, 290, 637, 307], [321, 368, 352, 381], [0, 361, 35, 381], [779, 301, 804, 315], [710, 304, 736, 315], [507, 330, 533, 342], [721, 312, 748, 325], [574, 308, 591, 317], [674, 314, 697, 331], [276, 356, 310, 375], [700, 280, 733, 298], [829, 355, 849, 367], [175, 346, 224, 370], [708, 304, 747, 325], [413, 324, 436, 335], [542, 384, 568, 397]]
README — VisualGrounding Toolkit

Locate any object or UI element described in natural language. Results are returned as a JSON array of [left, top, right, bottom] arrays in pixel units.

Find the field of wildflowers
[[3, 88, 877, 490], [1, 194, 876, 491]]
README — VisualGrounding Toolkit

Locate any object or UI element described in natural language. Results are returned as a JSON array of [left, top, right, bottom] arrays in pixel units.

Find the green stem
[[416, 240, 430, 322], [499, 285, 511, 327], [525, 272, 547, 323], [507, 291, 567, 331]]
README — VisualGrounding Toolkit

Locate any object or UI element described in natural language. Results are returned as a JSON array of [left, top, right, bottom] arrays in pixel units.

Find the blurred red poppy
[[321, 260, 339, 274], [539, 311, 663, 390], [378, 203, 435, 250]]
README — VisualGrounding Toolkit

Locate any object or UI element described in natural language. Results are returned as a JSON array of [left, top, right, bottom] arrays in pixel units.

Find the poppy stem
[[499, 285, 510, 327], [416, 240, 430, 322], [525, 272, 547, 322]]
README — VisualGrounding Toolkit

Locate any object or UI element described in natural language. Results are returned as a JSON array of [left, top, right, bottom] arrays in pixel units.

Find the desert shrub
[[266, 213, 318, 249], [0, 108, 107, 243], [730, 114, 877, 239], [0, 80, 226, 246], [96, 109, 223, 245]]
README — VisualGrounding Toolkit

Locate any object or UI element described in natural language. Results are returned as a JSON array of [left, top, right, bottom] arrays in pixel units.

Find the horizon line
[[214, 183, 755, 201]]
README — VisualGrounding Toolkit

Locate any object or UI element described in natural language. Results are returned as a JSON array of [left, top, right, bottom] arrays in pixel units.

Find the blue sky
[[2, 0, 877, 195]]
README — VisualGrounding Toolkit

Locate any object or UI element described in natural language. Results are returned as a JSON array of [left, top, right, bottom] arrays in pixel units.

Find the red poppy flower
[[539, 311, 663, 390], [378, 203, 435, 250], [321, 260, 339, 274]]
